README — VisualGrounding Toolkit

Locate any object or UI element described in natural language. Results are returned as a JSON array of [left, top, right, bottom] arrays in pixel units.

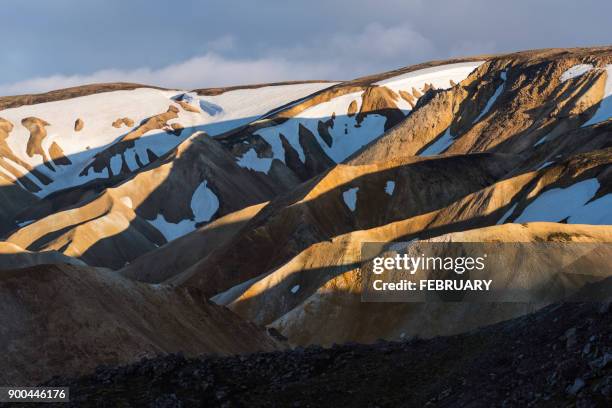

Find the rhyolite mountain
[[0, 47, 611, 384]]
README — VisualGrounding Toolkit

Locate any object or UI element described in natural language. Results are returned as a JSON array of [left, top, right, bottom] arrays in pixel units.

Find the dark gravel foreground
[[12, 302, 612, 408]]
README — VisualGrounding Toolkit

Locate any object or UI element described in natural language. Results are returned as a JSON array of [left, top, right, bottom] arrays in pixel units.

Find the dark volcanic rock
[[19, 301, 611, 408]]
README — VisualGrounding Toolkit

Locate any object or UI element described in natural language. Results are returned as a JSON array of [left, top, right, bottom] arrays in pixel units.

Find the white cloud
[[0, 53, 339, 96], [3, 0, 612, 97], [0, 22, 438, 96]]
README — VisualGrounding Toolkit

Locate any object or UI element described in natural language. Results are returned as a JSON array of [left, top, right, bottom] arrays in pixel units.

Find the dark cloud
[[1, 0, 610, 94]]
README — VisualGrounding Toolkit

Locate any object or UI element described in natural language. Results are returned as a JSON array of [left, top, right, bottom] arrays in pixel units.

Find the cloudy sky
[[1, 0, 610, 96]]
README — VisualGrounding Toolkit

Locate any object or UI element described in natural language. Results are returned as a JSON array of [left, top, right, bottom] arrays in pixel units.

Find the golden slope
[[263, 223, 612, 346]]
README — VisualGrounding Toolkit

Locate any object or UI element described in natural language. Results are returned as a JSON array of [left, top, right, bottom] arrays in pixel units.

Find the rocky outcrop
[[111, 117, 135, 128], [347, 100, 358, 116], [74, 118, 84, 131], [21, 117, 52, 168], [0, 117, 52, 190], [49, 141, 71, 166], [0, 117, 13, 138], [356, 86, 405, 130], [175, 99, 201, 113]]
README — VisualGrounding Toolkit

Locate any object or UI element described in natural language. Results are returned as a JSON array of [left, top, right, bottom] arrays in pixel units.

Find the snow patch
[[568, 193, 612, 224], [497, 203, 517, 224], [536, 161, 554, 171], [419, 128, 454, 156], [534, 133, 550, 147], [560, 64, 593, 82], [343, 187, 359, 212], [211, 274, 266, 306], [191, 180, 219, 223], [385, 181, 395, 196], [109, 154, 123, 176], [119, 196, 133, 208], [257, 127, 305, 164], [317, 109, 387, 163], [147, 215, 196, 242], [148, 179, 219, 241], [473, 70, 506, 123], [199, 99, 223, 116], [237, 148, 273, 173], [124, 150, 139, 171], [514, 179, 612, 224]]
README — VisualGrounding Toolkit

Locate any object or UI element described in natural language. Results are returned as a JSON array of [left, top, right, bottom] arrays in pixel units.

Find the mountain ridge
[[0, 46, 611, 386]]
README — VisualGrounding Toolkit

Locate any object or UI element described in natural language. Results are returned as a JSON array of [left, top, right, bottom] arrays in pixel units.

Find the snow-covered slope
[[234, 62, 483, 174], [200, 82, 337, 135], [0, 83, 333, 197], [512, 178, 612, 225]]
